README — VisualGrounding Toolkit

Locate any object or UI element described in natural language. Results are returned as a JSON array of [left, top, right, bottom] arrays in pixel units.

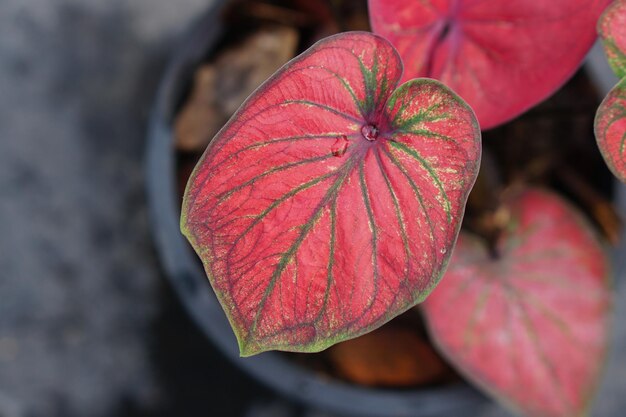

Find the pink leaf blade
[[422, 189, 612, 417], [181, 32, 481, 356], [598, 0, 626, 79], [385, 79, 481, 227], [369, 0, 610, 129], [595, 77, 626, 183]]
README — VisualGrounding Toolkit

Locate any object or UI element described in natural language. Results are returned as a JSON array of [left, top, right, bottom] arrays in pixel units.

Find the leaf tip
[[231, 324, 263, 357], [237, 340, 260, 357]]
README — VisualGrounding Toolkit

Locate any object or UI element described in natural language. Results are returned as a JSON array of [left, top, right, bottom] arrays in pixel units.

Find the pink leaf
[[598, 0, 626, 79], [596, 78, 626, 183], [181, 32, 481, 355], [423, 189, 612, 417], [369, 0, 610, 129]]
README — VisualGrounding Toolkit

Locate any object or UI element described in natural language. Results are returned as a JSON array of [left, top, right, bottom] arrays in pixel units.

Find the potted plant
[[147, 0, 625, 416]]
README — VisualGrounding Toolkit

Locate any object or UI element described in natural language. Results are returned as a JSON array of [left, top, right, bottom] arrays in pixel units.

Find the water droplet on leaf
[[361, 124, 379, 141], [332, 135, 349, 157], [440, 248, 447, 254]]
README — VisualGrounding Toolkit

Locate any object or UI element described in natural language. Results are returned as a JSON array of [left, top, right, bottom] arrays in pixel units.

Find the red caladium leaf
[[596, 0, 626, 183], [181, 32, 481, 356], [368, 0, 610, 129], [595, 78, 626, 183], [598, 0, 626, 79], [422, 189, 611, 417]]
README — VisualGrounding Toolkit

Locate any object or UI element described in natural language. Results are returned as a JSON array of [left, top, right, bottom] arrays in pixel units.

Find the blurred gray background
[[0, 1, 272, 416], [1, 1, 625, 416]]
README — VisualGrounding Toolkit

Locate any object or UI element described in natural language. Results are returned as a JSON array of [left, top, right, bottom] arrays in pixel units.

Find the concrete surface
[[1, 1, 626, 416], [0, 1, 270, 416]]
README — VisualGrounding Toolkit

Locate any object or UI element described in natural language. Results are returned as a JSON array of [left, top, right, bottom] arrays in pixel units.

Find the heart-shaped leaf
[[598, 0, 626, 79], [368, 0, 609, 129], [422, 189, 611, 417], [595, 78, 626, 183], [181, 32, 481, 356]]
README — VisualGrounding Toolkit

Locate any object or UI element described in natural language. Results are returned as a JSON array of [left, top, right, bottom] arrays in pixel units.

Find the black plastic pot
[[145, 2, 487, 417]]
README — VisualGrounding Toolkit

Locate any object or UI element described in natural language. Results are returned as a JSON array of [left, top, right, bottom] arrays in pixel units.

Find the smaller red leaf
[[369, 0, 610, 129], [422, 189, 611, 417], [595, 77, 626, 183], [598, 0, 626, 79]]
